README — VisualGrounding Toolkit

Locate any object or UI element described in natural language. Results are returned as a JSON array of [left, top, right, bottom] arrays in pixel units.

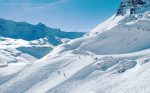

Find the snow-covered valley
[[1, 0, 150, 93]]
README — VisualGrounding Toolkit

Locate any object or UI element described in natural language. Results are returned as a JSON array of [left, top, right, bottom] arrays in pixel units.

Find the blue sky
[[0, 0, 121, 32]]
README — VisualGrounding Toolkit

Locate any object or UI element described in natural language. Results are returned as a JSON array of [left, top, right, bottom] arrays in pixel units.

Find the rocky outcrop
[[116, 0, 146, 16]]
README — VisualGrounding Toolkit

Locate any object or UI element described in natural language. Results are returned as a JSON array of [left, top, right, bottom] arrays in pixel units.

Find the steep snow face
[[53, 15, 150, 55], [51, 0, 150, 55], [79, 20, 150, 54], [91, 0, 150, 35]]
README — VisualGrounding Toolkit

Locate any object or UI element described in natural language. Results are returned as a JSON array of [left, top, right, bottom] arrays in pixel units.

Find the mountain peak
[[116, 0, 149, 16], [36, 22, 47, 28]]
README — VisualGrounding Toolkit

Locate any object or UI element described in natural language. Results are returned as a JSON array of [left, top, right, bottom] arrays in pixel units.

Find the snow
[[0, 37, 53, 58], [53, 15, 150, 55], [0, 18, 85, 46], [1, 0, 150, 93], [0, 48, 150, 93], [0, 48, 36, 85]]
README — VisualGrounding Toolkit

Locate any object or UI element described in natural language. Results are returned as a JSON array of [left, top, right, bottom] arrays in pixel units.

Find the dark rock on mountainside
[[116, 0, 147, 16]]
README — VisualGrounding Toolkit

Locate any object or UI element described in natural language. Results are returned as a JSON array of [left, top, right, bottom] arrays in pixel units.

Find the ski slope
[[0, 49, 150, 93], [1, 0, 150, 93]]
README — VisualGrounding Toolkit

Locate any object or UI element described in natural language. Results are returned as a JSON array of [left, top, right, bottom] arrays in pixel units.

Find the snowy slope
[[1, 0, 150, 93], [1, 49, 150, 93], [0, 37, 53, 58], [0, 18, 85, 82], [52, 1, 150, 55], [0, 36, 53, 85], [0, 47, 37, 85], [0, 18, 84, 88], [0, 18, 85, 59]]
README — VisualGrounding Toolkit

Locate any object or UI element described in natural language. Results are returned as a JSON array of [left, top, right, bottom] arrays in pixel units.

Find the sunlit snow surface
[[1, 49, 150, 93], [0, 37, 54, 85], [1, 0, 150, 93]]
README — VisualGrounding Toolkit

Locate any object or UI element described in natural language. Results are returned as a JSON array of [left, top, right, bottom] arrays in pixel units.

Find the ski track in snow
[[0, 50, 150, 93]]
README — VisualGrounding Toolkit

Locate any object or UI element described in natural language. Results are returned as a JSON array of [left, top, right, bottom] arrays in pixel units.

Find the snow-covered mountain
[[0, 18, 85, 85], [0, 18, 85, 46], [1, 0, 150, 93], [0, 18, 85, 61]]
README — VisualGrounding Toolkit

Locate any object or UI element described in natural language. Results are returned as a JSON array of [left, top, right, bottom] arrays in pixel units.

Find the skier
[[63, 73, 66, 78]]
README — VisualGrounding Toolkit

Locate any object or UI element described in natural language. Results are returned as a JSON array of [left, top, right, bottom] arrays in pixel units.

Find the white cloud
[[32, 0, 68, 8], [0, 0, 68, 8], [21, 0, 69, 11]]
